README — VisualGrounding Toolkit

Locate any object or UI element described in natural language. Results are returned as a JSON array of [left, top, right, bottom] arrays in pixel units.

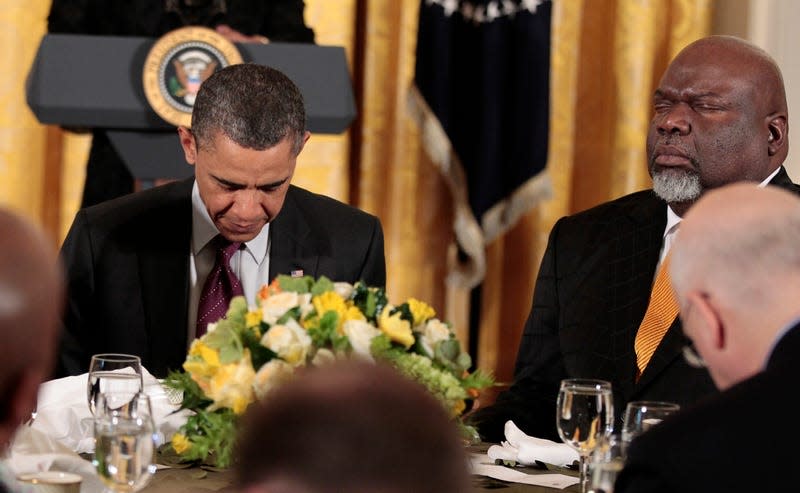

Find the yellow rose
[[171, 433, 191, 454], [378, 305, 414, 348], [343, 304, 366, 323], [245, 309, 262, 329], [306, 291, 351, 333], [183, 341, 221, 393], [408, 298, 436, 326], [206, 350, 256, 415]]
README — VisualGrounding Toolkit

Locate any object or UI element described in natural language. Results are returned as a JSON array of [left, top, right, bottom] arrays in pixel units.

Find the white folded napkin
[[25, 367, 189, 454], [487, 420, 579, 467]]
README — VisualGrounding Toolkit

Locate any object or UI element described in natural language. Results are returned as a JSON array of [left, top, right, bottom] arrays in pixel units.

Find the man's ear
[[689, 291, 725, 351], [178, 126, 198, 166], [297, 131, 311, 155], [767, 114, 787, 157]]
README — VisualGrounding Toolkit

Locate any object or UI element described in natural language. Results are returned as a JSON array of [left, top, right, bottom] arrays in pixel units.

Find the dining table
[[140, 443, 580, 493]]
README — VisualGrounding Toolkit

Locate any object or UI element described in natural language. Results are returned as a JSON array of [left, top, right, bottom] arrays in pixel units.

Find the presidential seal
[[143, 26, 243, 127]]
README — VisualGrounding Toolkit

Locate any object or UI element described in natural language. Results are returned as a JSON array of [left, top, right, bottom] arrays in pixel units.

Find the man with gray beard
[[468, 35, 800, 442]]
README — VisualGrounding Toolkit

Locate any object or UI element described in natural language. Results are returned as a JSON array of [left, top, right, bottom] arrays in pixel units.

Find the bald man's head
[[0, 209, 64, 448], [647, 35, 789, 216], [670, 183, 800, 388]]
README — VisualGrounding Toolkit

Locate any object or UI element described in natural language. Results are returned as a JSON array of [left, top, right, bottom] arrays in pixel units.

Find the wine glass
[[556, 378, 614, 493], [620, 400, 680, 453], [588, 433, 625, 493], [88, 354, 143, 415], [93, 391, 158, 492]]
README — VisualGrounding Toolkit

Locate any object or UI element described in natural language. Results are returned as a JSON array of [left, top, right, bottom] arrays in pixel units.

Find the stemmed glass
[[620, 400, 680, 453], [88, 354, 143, 415], [93, 391, 158, 492], [556, 378, 614, 493]]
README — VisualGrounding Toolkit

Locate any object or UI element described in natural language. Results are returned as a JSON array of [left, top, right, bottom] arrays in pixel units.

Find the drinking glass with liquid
[[87, 354, 143, 415]]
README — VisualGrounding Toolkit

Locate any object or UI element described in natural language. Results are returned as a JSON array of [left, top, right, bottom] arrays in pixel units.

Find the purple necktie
[[197, 237, 244, 337]]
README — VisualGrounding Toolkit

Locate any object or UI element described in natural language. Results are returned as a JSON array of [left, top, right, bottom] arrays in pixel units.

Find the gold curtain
[[2, 0, 710, 392]]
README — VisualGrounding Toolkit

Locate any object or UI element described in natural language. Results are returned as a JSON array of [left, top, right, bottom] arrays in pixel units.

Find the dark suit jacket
[[615, 320, 800, 493], [469, 167, 800, 442], [56, 178, 385, 378]]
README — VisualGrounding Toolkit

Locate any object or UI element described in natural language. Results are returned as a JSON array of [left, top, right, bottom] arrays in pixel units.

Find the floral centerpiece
[[163, 275, 493, 468]]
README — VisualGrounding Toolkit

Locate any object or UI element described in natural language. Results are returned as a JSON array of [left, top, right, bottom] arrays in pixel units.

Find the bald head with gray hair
[[670, 183, 800, 389]]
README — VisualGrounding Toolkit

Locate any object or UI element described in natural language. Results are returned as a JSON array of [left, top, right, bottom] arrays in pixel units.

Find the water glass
[[88, 354, 143, 415], [556, 378, 614, 493], [93, 392, 158, 492], [588, 433, 625, 493], [620, 400, 680, 453]]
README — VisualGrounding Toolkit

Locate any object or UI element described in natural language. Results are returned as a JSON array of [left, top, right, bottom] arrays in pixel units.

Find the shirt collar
[[663, 167, 781, 239]]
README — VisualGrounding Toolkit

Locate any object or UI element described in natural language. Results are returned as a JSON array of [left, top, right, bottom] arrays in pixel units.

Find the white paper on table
[[470, 453, 580, 489]]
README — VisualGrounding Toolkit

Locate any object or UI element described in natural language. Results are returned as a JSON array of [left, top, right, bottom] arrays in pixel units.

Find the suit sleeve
[[356, 215, 386, 288], [466, 218, 567, 442]]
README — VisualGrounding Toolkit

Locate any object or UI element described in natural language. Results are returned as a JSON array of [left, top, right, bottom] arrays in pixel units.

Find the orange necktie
[[634, 253, 679, 377]]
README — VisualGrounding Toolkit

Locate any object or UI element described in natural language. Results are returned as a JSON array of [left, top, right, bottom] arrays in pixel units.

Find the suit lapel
[[138, 179, 193, 375], [269, 186, 320, 281], [612, 193, 667, 400]]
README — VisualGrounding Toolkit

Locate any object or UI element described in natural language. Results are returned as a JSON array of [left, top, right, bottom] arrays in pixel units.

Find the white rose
[[297, 293, 314, 319], [311, 348, 337, 366], [333, 282, 354, 300], [342, 319, 381, 361], [261, 291, 302, 324], [260, 318, 312, 366], [252, 359, 295, 399], [419, 318, 452, 357]]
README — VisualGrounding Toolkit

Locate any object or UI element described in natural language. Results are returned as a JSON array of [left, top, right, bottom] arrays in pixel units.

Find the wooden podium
[[26, 33, 356, 181]]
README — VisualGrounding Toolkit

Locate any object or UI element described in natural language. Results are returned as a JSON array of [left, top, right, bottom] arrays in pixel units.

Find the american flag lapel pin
[[290, 269, 304, 278]]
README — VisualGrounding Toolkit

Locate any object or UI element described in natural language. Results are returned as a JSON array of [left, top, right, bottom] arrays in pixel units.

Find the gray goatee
[[652, 169, 702, 203]]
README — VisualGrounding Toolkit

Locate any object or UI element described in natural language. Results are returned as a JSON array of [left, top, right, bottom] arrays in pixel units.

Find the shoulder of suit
[[287, 185, 379, 222], [80, 178, 193, 225], [560, 189, 663, 224]]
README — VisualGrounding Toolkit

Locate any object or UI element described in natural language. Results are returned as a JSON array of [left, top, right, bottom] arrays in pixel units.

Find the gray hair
[[671, 196, 800, 307], [190, 63, 307, 155]]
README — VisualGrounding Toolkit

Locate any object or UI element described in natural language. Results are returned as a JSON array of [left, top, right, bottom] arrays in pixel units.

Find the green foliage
[[307, 310, 339, 347], [202, 320, 243, 364], [276, 275, 314, 293], [352, 281, 387, 322], [310, 276, 335, 296], [174, 409, 239, 468], [391, 302, 414, 323], [241, 323, 276, 370], [163, 371, 211, 411]]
